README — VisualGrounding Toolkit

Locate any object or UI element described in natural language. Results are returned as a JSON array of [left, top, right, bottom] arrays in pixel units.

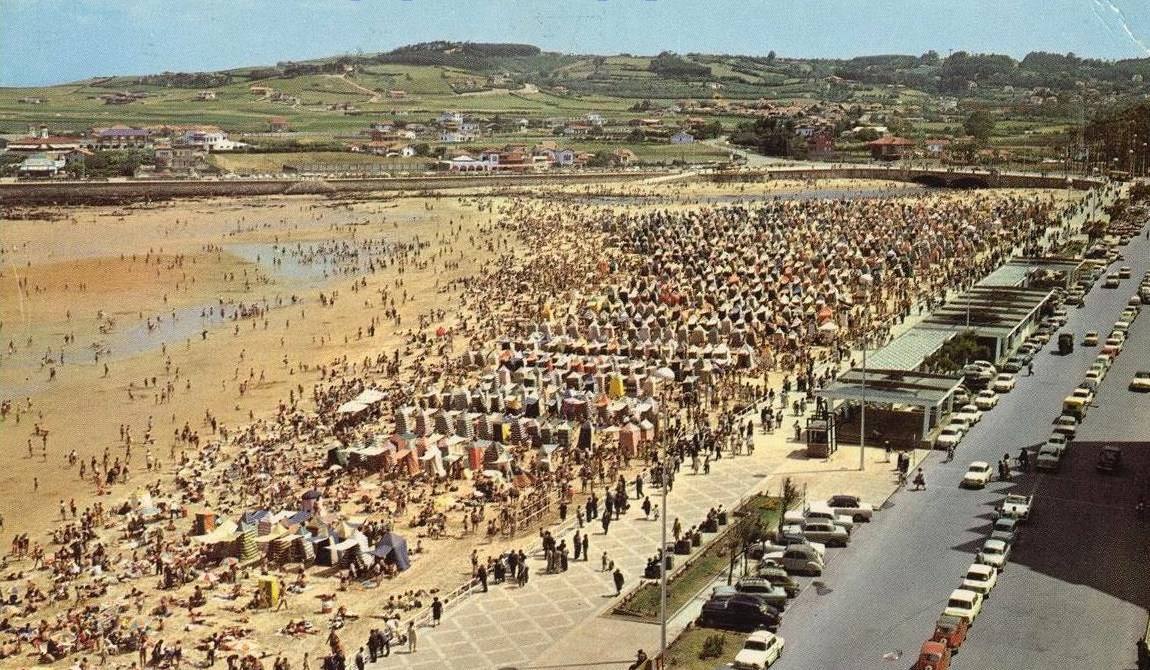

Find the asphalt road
[[773, 227, 1150, 669]]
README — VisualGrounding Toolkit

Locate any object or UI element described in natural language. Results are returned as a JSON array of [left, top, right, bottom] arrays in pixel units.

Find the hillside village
[[2, 43, 1149, 178]]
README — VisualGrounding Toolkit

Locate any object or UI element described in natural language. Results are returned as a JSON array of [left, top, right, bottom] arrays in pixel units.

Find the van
[[1062, 395, 1087, 420]]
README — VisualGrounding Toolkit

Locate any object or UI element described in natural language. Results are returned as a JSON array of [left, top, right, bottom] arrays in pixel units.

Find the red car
[[931, 614, 969, 651], [912, 640, 952, 670]]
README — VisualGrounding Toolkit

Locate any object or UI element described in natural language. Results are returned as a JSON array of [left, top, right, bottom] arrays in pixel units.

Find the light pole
[[858, 278, 873, 472], [653, 367, 680, 666]]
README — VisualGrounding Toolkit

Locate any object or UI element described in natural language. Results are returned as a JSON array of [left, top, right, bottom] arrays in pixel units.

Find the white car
[[1052, 414, 1078, 439], [1035, 444, 1063, 471], [996, 493, 1032, 521], [962, 461, 993, 489], [733, 630, 784, 670], [936, 426, 963, 450], [1044, 433, 1068, 456], [943, 588, 984, 624], [962, 563, 999, 597], [974, 389, 999, 410], [955, 404, 982, 425], [947, 416, 972, 435], [1130, 371, 1150, 392], [977, 538, 1011, 571], [991, 373, 1016, 393]]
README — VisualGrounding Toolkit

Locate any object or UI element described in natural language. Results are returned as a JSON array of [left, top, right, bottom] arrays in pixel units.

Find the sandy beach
[[0, 177, 1088, 666]]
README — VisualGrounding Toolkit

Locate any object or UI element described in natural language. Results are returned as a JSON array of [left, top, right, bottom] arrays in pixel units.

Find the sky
[[2, 0, 1149, 86]]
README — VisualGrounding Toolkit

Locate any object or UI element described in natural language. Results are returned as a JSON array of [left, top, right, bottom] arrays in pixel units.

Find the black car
[[697, 594, 781, 631], [1097, 446, 1123, 474]]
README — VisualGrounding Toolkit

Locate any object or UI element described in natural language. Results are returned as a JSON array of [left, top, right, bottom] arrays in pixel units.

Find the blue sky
[[2, 0, 1149, 86]]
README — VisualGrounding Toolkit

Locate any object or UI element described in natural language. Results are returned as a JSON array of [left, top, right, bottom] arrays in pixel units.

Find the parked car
[[1052, 414, 1078, 439], [936, 426, 964, 450], [712, 584, 788, 614], [754, 565, 802, 598], [1130, 371, 1150, 392], [996, 493, 1032, 521], [962, 562, 998, 597], [974, 389, 999, 410], [733, 577, 790, 610], [1097, 445, 1123, 474], [991, 373, 1016, 393], [800, 503, 855, 533], [943, 588, 984, 624], [991, 517, 1021, 545], [732, 630, 785, 670], [1048, 432, 1070, 452], [976, 539, 1011, 571], [764, 546, 824, 576], [931, 614, 969, 651], [748, 534, 824, 560], [961, 461, 993, 489], [1119, 266, 1132, 278], [912, 640, 952, 670], [1035, 444, 1063, 471], [825, 494, 875, 522], [1083, 331, 1099, 346], [955, 404, 983, 425], [782, 520, 849, 547], [1002, 355, 1026, 373], [1103, 273, 1121, 288], [698, 594, 781, 631]]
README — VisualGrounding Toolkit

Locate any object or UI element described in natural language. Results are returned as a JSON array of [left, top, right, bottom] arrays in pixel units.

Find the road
[[774, 226, 1150, 669]]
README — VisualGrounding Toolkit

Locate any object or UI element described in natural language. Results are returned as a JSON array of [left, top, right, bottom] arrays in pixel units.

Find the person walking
[[613, 567, 625, 596], [581, 532, 589, 561], [355, 648, 365, 670], [476, 563, 488, 592], [601, 512, 611, 535], [912, 468, 926, 491], [431, 596, 443, 626], [573, 530, 582, 561], [634, 473, 644, 500], [406, 621, 417, 654]]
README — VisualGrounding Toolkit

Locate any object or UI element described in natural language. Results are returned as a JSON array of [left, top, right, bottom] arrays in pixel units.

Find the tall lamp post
[[653, 366, 680, 665], [859, 275, 873, 472]]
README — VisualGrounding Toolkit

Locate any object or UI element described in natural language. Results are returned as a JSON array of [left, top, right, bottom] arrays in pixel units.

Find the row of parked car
[[700, 495, 877, 669], [910, 494, 1033, 669], [935, 366, 1009, 452]]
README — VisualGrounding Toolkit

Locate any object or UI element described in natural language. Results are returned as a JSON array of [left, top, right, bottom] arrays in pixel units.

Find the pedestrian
[[559, 500, 568, 522], [602, 551, 610, 572], [912, 468, 926, 491], [581, 532, 589, 561], [431, 596, 442, 626], [945, 443, 955, 462], [635, 473, 644, 499], [407, 621, 417, 654], [613, 567, 625, 596], [476, 563, 488, 592], [1027, 362, 1034, 376], [601, 512, 610, 535], [642, 496, 652, 519], [573, 530, 582, 560], [355, 648, 365, 670]]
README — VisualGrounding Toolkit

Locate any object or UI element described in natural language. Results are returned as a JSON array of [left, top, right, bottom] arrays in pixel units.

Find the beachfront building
[[6, 126, 83, 153], [94, 127, 153, 150], [16, 152, 67, 178], [866, 136, 916, 160], [181, 127, 243, 152]]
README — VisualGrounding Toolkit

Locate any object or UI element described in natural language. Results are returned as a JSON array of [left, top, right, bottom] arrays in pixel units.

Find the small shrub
[[699, 633, 725, 659]]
